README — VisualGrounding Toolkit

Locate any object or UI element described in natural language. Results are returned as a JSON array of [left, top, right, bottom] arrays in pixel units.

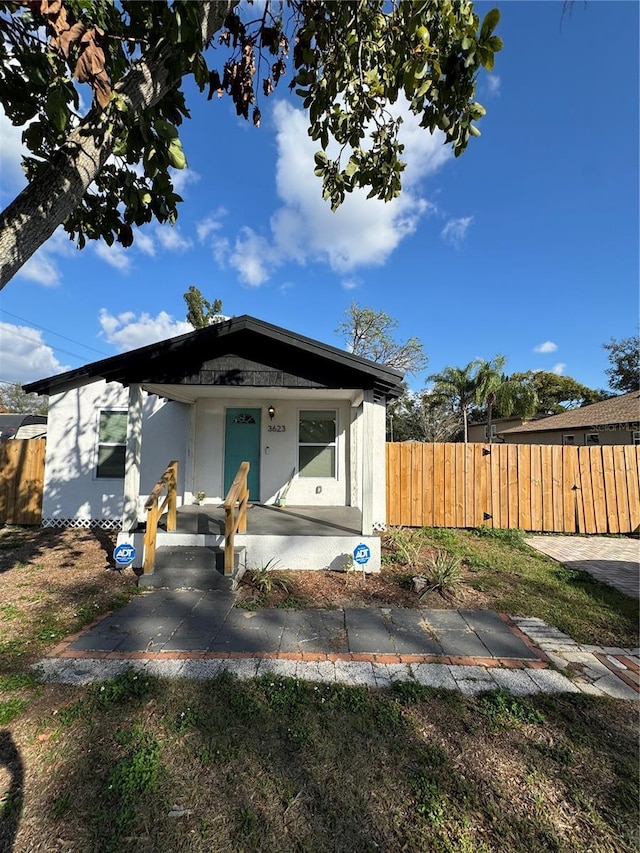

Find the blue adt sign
[[113, 544, 136, 566], [353, 543, 371, 565]]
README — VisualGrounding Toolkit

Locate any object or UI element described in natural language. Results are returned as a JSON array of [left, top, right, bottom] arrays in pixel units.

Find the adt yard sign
[[113, 544, 136, 566], [353, 543, 371, 565]]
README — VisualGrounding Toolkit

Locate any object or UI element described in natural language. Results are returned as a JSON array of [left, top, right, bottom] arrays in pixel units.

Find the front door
[[224, 408, 261, 501]]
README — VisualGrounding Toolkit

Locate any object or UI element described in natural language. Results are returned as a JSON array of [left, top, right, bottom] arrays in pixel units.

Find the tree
[[0, 381, 48, 414], [426, 360, 482, 443], [508, 371, 606, 414], [474, 355, 537, 442], [183, 286, 224, 329], [387, 389, 460, 442], [0, 1, 502, 289], [336, 304, 427, 373], [603, 334, 640, 394]]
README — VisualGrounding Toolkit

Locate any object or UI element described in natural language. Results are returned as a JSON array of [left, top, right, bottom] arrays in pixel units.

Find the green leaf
[[155, 119, 179, 141], [167, 137, 187, 170], [481, 8, 500, 40]]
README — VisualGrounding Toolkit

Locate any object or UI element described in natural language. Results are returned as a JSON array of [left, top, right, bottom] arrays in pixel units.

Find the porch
[[169, 504, 363, 537]]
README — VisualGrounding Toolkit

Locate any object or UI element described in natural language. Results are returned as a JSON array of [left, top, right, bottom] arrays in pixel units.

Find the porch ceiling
[[142, 384, 363, 404]]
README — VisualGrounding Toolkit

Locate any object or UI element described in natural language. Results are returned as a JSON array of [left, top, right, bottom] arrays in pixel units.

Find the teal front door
[[224, 408, 261, 500]]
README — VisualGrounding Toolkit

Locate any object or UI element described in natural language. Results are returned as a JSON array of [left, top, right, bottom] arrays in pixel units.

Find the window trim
[[633, 430, 640, 446], [297, 408, 338, 479], [584, 432, 600, 446], [562, 434, 575, 446], [95, 408, 128, 480]]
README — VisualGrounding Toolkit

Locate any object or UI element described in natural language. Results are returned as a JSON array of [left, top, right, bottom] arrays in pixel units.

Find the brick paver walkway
[[524, 535, 640, 598]]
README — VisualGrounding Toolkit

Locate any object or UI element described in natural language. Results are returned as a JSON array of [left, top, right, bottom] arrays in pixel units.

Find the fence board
[[385, 442, 639, 534], [410, 444, 423, 528], [623, 446, 640, 534], [422, 443, 435, 528], [454, 444, 465, 528], [562, 446, 577, 533], [517, 445, 532, 530], [601, 446, 619, 534], [578, 447, 596, 533], [0, 439, 46, 525], [588, 448, 607, 533], [613, 447, 630, 533], [529, 445, 543, 531]]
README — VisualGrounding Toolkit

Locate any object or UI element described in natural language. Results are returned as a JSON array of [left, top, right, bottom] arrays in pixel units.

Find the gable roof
[[500, 391, 640, 434], [23, 315, 405, 400]]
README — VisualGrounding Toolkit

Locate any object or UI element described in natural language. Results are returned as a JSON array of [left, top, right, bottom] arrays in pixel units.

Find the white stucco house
[[24, 316, 404, 572]]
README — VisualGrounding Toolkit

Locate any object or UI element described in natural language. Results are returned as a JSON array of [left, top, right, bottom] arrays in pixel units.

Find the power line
[[0, 309, 109, 357], [0, 325, 91, 363]]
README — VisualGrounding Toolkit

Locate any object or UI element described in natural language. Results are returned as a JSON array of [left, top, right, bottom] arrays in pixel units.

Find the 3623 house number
[[268, 424, 286, 433]]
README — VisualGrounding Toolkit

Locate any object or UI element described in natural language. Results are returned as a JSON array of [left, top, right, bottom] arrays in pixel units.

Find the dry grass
[[0, 524, 638, 852], [0, 675, 637, 853]]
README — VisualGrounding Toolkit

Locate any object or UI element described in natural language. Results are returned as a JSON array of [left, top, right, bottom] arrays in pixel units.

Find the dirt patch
[[237, 554, 492, 610], [0, 526, 138, 670]]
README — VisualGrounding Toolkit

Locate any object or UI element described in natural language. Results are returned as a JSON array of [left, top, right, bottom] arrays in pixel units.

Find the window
[[96, 410, 127, 478], [562, 435, 575, 445], [484, 424, 497, 440], [298, 410, 337, 477], [584, 433, 600, 446], [633, 431, 640, 446]]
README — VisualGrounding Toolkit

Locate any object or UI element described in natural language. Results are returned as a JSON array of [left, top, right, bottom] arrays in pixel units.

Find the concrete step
[[139, 545, 246, 591]]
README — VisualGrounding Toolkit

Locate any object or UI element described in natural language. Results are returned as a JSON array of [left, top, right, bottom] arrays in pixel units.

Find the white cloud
[[225, 99, 450, 285], [0, 107, 28, 202], [197, 208, 228, 243], [94, 241, 132, 272], [17, 253, 61, 287], [229, 228, 275, 286], [552, 362, 566, 375], [486, 74, 501, 96], [341, 278, 359, 291], [155, 224, 193, 252], [534, 340, 558, 354], [441, 216, 473, 248], [134, 230, 156, 257], [0, 322, 70, 383], [15, 227, 77, 287], [169, 166, 200, 196], [98, 309, 192, 352]]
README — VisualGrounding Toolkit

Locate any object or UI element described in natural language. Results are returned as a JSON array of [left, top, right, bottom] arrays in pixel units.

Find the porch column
[[122, 383, 143, 532], [361, 390, 375, 535]]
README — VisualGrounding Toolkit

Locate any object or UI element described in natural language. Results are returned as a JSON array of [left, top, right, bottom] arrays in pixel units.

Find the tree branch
[[0, 1, 235, 290]]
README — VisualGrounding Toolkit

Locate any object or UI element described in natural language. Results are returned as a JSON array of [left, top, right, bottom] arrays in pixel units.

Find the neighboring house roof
[[500, 391, 640, 435], [23, 315, 405, 401], [0, 413, 47, 439]]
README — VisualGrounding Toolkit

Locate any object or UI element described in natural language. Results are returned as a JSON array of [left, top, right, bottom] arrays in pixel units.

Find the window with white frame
[[298, 410, 337, 477], [584, 433, 600, 446], [633, 431, 640, 445], [96, 410, 127, 478], [562, 435, 575, 445]]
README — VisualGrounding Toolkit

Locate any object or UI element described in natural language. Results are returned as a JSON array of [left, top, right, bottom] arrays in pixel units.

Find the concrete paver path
[[524, 535, 640, 598]]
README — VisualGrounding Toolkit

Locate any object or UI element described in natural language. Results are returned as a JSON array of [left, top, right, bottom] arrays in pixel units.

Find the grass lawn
[[0, 524, 638, 851], [381, 526, 639, 649]]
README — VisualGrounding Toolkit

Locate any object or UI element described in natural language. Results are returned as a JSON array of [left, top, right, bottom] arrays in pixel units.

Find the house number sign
[[268, 424, 286, 432]]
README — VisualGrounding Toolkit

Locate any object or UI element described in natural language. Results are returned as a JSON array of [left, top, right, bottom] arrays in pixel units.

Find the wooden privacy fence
[[0, 439, 46, 525], [386, 442, 640, 535]]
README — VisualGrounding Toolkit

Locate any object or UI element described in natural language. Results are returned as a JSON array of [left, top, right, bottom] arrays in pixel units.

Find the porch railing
[[223, 461, 250, 576], [143, 460, 178, 574]]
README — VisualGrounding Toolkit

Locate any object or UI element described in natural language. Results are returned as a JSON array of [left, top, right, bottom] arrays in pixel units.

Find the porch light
[[268, 405, 275, 420]]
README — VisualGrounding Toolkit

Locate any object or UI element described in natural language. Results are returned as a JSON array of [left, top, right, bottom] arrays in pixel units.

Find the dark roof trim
[[24, 315, 404, 398]]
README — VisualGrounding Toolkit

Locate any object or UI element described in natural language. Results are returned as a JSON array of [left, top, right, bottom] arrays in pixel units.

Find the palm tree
[[427, 360, 483, 443], [475, 355, 538, 442]]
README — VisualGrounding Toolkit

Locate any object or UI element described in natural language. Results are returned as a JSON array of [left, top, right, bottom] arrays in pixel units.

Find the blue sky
[[1, 1, 638, 396]]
